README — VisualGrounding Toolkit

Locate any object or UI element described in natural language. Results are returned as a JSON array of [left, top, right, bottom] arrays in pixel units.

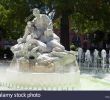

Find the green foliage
[[71, 13, 104, 34], [0, 0, 47, 40], [70, 44, 78, 51], [71, 0, 110, 34], [50, 0, 110, 36], [0, 0, 30, 39], [0, 0, 110, 40]]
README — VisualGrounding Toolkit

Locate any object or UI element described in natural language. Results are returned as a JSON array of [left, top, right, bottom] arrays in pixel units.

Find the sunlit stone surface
[[10, 8, 79, 73]]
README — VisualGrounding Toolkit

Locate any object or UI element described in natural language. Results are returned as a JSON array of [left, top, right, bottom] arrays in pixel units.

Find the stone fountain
[[3, 8, 80, 90], [10, 8, 79, 73]]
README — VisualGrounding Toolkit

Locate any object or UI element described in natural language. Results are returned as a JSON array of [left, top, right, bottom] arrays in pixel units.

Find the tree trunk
[[60, 12, 70, 51]]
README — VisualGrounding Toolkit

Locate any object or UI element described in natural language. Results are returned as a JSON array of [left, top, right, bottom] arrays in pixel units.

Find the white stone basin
[[0, 68, 80, 90]]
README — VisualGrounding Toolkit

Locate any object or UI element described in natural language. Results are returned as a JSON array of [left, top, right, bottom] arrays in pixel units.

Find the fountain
[[85, 50, 92, 68], [101, 49, 107, 70], [93, 49, 99, 68], [109, 50, 110, 68], [1, 8, 80, 90], [78, 47, 83, 67], [10, 8, 79, 73]]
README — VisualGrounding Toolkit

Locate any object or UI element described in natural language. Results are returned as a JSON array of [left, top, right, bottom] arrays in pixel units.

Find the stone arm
[[23, 27, 30, 40]]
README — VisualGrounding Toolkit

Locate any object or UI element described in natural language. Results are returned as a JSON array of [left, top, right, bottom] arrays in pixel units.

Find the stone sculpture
[[10, 8, 78, 72]]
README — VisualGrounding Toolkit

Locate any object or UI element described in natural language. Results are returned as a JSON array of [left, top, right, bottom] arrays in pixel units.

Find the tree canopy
[[0, 0, 110, 50]]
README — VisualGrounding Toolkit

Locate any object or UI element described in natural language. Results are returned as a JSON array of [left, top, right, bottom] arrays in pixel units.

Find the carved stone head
[[33, 8, 40, 17]]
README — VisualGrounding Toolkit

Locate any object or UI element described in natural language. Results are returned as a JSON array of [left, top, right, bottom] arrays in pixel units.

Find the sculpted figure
[[32, 8, 64, 52], [10, 8, 78, 72], [32, 8, 53, 34]]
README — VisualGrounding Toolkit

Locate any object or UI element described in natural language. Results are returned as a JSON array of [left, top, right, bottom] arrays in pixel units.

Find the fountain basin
[[0, 68, 80, 90]]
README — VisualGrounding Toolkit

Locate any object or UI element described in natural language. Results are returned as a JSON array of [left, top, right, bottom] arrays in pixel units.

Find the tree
[[0, 0, 46, 40], [1, 0, 110, 50], [0, 0, 30, 39], [52, 0, 110, 50]]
